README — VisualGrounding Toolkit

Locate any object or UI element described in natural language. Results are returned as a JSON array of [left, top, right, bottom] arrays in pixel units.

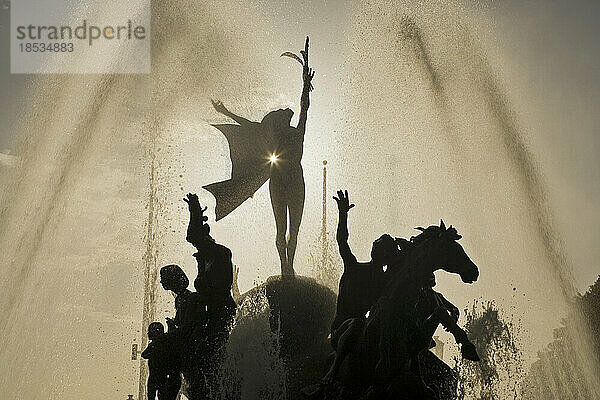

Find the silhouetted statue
[[160, 264, 207, 337], [205, 36, 315, 276], [323, 190, 401, 383], [184, 193, 236, 395], [317, 208, 481, 399], [159, 264, 206, 400], [393, 268, 479, 399], [142, 322, 182, 400], [413, 271, 480, 363], [375, 222, 479, 397], [184, 193, 236, 339]]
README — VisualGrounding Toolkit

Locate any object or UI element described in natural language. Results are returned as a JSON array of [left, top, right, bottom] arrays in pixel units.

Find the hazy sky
[[0, 1, 599, 399], [1, 0, 598, 288]]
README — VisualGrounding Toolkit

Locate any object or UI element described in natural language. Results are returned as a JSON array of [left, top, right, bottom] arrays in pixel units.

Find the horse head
[[408, 220, 479, 284], [366, 221, 479, 386]]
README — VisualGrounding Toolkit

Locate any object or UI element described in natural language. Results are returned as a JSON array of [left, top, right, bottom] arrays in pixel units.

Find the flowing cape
[[203, 122, 274, 220]]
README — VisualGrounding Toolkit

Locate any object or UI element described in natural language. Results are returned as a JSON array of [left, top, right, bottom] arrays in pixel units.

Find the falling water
[[339, 1, 600, 397], [0, 0, 247, 397], [0, 1, 598, 399], [214, 290, 288, 400]]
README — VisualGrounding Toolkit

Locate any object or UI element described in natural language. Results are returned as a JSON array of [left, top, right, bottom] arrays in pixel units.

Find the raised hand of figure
[[333, 189, 355, 213], [183, 193, 208, 218], [211, 99, 228, 115], [304, 67, 315, 92], [183, 192, 200, 210]]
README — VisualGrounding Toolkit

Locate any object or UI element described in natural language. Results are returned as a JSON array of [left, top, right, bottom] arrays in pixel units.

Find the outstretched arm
[[297, 36, 315, 133], [211, 99, 252, 126], [333, 190, 357, 265]]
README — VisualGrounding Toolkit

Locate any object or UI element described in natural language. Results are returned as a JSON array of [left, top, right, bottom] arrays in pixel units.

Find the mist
[[0, 0, 598, 398]]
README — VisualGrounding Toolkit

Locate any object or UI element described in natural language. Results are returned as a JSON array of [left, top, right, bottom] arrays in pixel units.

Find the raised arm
[[297, 36, 315, 133], [333, 190, 357, 265], [184, 193, 208, 249], [211, 99, 252, 126]]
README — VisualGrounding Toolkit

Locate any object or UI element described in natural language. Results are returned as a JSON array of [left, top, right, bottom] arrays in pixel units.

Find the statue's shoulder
[[214, 242, 232, 258]]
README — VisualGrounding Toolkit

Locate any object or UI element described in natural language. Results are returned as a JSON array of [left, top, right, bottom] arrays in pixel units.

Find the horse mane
[[386, 221, 462, 297], [395, 221, 462, 255]]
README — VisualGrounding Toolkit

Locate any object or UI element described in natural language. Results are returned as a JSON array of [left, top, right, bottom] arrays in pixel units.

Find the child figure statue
[[141, 322, 182, 400]]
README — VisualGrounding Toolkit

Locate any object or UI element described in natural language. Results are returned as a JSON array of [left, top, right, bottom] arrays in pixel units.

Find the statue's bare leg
[[270, 179, 288, 273], [286, 175, 305, 276]]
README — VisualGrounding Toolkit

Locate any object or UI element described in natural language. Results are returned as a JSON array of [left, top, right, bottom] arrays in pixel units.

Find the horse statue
[[339, 221, 480, 399]]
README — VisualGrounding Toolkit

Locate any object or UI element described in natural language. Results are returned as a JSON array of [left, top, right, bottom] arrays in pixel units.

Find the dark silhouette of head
[[371, 234, 398, 266], [262, 108, 294, 131], [410, 220, 479, 284], [160, 264, 189, 293], [147, 322, 164, 341]]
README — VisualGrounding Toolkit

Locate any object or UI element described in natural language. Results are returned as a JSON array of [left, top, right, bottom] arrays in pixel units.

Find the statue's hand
[[333, 189, 355, 213], [184, 193, 207, 217], [211, 99, 228, 115], [183, 192, 199, 207], [304, 66, 315, 79], [303, 67, 315, 91]]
